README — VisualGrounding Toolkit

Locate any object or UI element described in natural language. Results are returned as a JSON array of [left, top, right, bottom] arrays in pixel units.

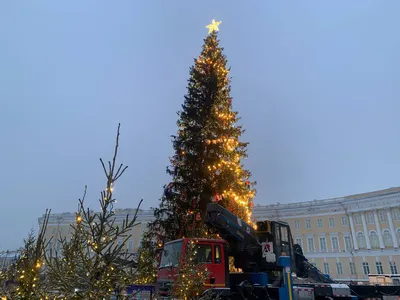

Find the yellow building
[[38, 208, 153, 256], [39, 187, 400, 283], [0, 250, 19, 269], [253, 187, 400, 282]]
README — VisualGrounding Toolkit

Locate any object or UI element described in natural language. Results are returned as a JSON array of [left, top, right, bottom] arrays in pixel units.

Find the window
[[331, 236, 339, 251], [383, 230, 393, 247], [281, 226, 289, 242], [329, 217, 335, 227], [389, 261, 398, 274], [295, 220, 300, 230], [52, 228, 56, 234], [308, 238, 315, 252], [363, 262, 370, 275], [379, 210, 387, 223], [140, 224, 147, 237], [296, 238, 303, 248], [47, 241, 53, 255], [319, 237, 327, 251], [354, 214, 361, 225], [357, 232, 366, 248], [324, 262, 330, 274], [344, 236, 353, 251], [336, 262, 343, 275], [397, 228, 400, 243], [159, 241, 183, 268], [214, 245, 222, 264], [128, 240, 133, 252], [376, 262, 384, 275], [393, 209, 400, 221], [349, 262, 356, 275], [195, 244, 213, 264], [317, 219, 323, 228], [342, 216, 349, 226], [305, 219, 311, 229], [366, 212, 375, 224], [370, 231, 379, 248]]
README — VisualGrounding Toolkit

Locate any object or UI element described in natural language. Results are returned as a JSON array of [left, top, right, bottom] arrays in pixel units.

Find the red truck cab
[[156, 238, 228, 296]]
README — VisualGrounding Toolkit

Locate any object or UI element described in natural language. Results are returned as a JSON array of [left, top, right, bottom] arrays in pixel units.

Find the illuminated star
[[206, 19, 222, 34]]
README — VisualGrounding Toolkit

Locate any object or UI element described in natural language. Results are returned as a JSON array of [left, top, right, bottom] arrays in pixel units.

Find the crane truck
[[154, 203, 399, 300]]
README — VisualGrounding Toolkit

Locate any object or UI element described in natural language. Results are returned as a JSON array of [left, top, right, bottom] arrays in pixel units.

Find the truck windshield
[[159, 241, 183, 269]]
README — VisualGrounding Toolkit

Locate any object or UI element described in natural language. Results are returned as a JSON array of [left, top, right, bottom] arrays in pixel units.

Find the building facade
[[253, 187, 400, 282], [39, 187, 400, 282], [38, 208, 154, 255], [0, 250, 19, 270]]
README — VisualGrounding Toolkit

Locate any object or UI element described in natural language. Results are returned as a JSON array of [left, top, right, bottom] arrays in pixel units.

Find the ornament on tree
[[196, 212, 202, 221], [206, 19, 222, 34], [210, 194, 223, 203]]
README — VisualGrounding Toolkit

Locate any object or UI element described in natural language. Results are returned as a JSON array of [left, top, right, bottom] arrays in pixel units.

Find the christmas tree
[[170, 239, 210, 299], [0, 211, 51, 299], [45, 124, 142, 299], [134, 232, 158, 285], [150, 19, 256, 243]]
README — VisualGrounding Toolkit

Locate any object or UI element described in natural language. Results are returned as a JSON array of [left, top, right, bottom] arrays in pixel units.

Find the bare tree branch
[[44, 124, 142, 299]]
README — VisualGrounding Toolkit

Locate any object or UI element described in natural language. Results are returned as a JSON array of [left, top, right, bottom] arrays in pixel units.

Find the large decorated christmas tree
[[150, 19, 256, 243]]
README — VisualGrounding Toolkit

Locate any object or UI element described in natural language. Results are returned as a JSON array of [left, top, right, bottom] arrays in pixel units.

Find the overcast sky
[[1, 1, 400, 250]]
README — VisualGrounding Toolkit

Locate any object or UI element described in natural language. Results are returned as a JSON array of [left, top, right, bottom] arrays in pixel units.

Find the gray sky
[[1, 1, 400, 250]]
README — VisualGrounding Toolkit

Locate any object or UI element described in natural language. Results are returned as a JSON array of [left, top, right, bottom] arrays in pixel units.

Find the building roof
[[344, 186, 400, 200], [0, 250, 19, 259], [253, 186, 400, 219]]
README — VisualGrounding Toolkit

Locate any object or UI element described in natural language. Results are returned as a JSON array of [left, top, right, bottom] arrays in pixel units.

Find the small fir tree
[[149, 19, 256, 243], [0, 210, 51, 299], [45, 124, 142, 299], [170, 240, 210, 300], [134, 231, 157, 285]]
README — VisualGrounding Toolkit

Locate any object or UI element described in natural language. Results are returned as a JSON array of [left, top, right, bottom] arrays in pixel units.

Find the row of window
[[357, 229, 400, 248], [362, 261, 397, 276], [312, 261, 398, 276], [50, 223, 149, 235], [47, 238, 138, 254], [293, 208, 400, 230], [353, 210, 399, 225], [294, 218, 338, 230], [297, 228, 400, 252], [296, 235, 352, 252], [48, 223, 148, 252]]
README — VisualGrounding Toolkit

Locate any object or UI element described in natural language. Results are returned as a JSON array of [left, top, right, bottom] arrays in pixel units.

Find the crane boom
[[205, 203, 259, 250]]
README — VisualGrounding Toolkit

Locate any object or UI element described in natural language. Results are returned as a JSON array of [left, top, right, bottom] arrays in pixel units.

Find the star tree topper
[[206, 19, 222, 34]]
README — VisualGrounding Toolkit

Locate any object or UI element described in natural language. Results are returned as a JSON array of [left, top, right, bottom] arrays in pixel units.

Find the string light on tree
[[41, 124, 142, 299]]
